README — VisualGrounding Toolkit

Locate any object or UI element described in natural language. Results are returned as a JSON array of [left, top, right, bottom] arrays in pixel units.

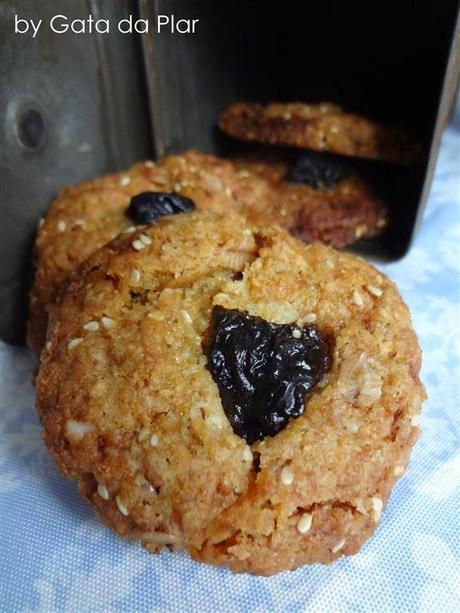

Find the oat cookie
[[29, 151, 386, 356], [36, 211, 425, 575], [235, 151, 387, 246], [220, 102, 419, 164]]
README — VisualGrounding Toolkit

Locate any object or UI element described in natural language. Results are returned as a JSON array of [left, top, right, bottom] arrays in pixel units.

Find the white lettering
[[71, 18, 85, 34], [118, 15, 133, 33], [134, 19, 149, 34], [30, 18, 42, 38], [157, 15, 199, 34], [50, 15, 68, 34], [157, 15, 169, 32], [14, 15, 43, 38], [176, 19, 189, 34], [50, 14, 109, 34], [14, 15, 29, 34], [95, 17, 109, 34]]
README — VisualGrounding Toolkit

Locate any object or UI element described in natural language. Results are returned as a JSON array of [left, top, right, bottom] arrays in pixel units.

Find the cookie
[[36, 210, 425, 575], [235, 151, 387, 247], [219, 102, 420, 164], [29, 152, 386, 356]]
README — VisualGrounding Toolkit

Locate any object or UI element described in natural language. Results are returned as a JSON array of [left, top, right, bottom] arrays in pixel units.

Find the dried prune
[[207, 307, 330, 444], [286, 152, 347, 190], [126, 191, 196, 225]]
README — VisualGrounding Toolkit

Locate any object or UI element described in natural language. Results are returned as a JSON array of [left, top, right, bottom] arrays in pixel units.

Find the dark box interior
[[148, 0, 459, 258]]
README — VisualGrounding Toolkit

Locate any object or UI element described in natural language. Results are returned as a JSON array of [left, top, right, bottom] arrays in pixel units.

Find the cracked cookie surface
[[36, 211, 425, 575], [29, 151, 386, 356]]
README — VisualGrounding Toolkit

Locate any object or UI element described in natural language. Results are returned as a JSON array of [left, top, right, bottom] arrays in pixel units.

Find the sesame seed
[[65, 419, 94, 440], [116, 496, 129, 516], [38, 218, 45, 229], [377, 218, 387, 228], [361, 385, 382, 401], [354, 224, 368, 239], [283, 111, 292, 120], [144, 160, 154, 167], [353, 290, 363, 306], [132, 239, 145, 251], [332, 538, 346, 554], [330, 124, 340, 134], [394, 465, 405, 477], [281, 466, 294, 485], [97, 484, 109, 500], [139, 234, 152, 245], [366, 284, 383, 297], [371, 497, 383, 522], [68, 338, 83, 350], [347, 422, 359, 433], [297, 513, 313, 534], [318, 374, 329, 389], [74, 218, 85, 227], [130, 269, 141, 283], [46, 341, 52, 352], [242, 228, 252, 236], [372, 496, 383, 512], [225, 187, 232, 198], [138, 427, 150, 442], [142, 532, 180, 546], [371, 496, 383, 516], [303, 313, 317, 323], [153, 175, 168, 186], [101, 316, 115, 329], [150, 433, 159, 447], [122, 226, 136, 234], [238, 170, 250, 178], [242, 447, 253, 462], [83, 321, 99, 332], [181, 309, 193, 324], [147, 311, 164, 321], [174, 182, 182, 192], [292, 329, 302, 339], [120, 176, 131, 186], [57, 220, 66, 232], [411, 414, 420, 427]]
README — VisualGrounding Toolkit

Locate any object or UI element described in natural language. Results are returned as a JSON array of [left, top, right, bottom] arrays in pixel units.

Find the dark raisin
[[126, 192, 196, 225], [286, 152, 347, 190], [206, 307, 330, 444]]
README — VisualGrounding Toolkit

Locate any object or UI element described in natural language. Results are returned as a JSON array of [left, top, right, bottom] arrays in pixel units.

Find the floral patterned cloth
[[1, 127, 459, 613]]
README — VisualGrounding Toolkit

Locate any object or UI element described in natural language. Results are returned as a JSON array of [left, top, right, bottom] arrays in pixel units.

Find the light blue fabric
[[1, 128, 459, 613]]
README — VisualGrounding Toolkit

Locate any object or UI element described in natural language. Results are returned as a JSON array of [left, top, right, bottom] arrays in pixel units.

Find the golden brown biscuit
[[36, 211, 425, 575], [234, 153, 387, 246], [220, 102, 419, 164], [29, 152, 386, 356]]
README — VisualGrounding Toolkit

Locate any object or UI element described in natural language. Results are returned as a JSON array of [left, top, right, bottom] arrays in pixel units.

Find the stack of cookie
[[31, 103, 425, 575]]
